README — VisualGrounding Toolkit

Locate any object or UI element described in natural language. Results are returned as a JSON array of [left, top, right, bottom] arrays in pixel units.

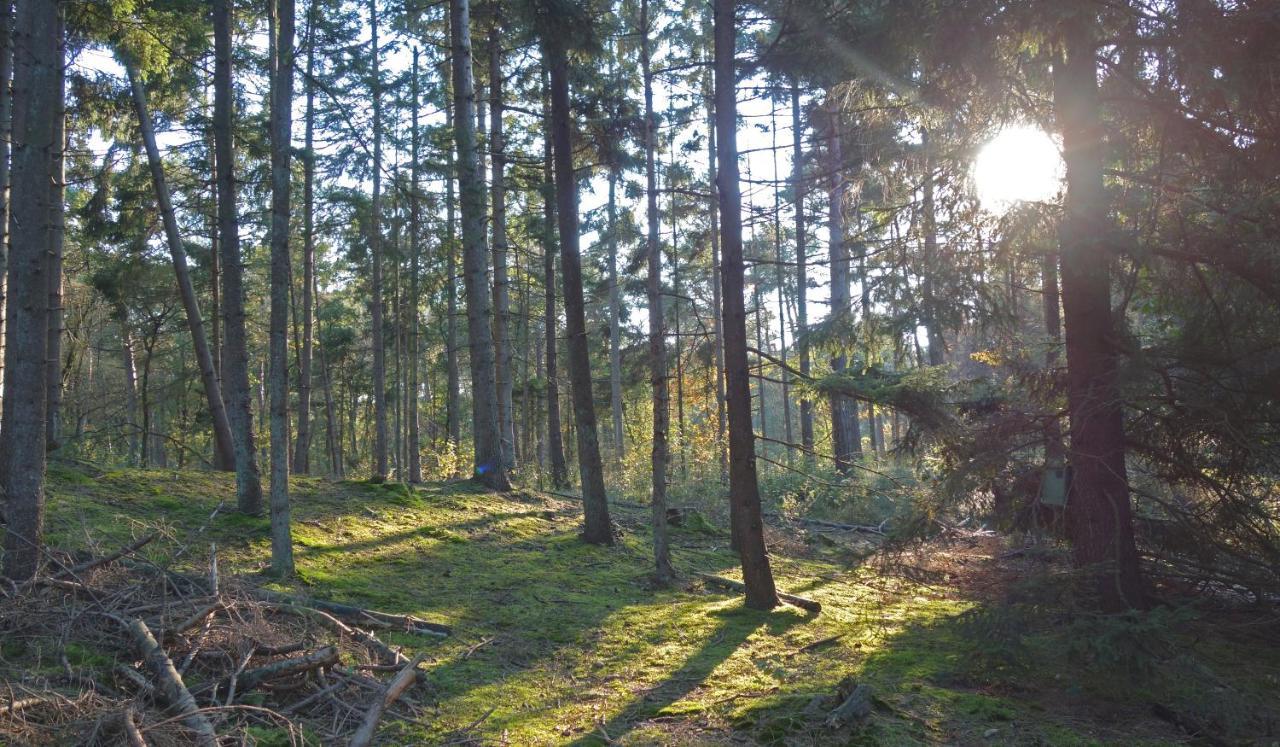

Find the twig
[[348, 653, 426, 747]]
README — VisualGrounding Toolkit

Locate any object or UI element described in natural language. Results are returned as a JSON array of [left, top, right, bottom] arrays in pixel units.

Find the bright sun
[[973, 125, 1064, 210]]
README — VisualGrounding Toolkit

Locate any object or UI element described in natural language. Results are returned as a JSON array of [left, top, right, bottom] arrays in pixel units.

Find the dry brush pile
[[0, 533, 450, 745]]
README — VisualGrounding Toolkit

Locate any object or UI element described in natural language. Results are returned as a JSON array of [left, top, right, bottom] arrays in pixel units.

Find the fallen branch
[[762, 512, 885, 535], [348, 653, 425, 747], [254, 589, 450, 637], [119, 706, 148, 747], [117, 616, 217, 747], [264, 602, 412, 668], [228, 646, 339, 696], [170, 600, 224, 637], [695, 572, 822, 613], [2, 696, 58, 715], [53, 533, 158, 581]]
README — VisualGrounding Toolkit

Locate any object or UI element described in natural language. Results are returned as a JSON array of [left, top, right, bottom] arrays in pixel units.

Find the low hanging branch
[[348, 653, 426, 747], [695, 572, 823, 613]]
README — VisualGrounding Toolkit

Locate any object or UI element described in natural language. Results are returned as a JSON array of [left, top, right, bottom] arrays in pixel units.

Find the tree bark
[[713, 0, 778, 610], [451, 0, 509, 490], [641, 0, 674, 582], [214, 0, 264, 514], [542, 84, 569, 490], [547, 41, 611, 545], [2, 0, 59, 581], [267, 0, 295, 576], [489, 23, 515, 471], [1055, 12, 1143, 611]]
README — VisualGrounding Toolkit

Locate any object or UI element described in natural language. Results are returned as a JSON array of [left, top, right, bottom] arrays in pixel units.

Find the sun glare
[[973, 125, 1064, 210]]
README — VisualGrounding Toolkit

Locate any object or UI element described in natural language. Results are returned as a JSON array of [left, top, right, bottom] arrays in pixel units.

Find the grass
[[29, 464, 1280, 745]]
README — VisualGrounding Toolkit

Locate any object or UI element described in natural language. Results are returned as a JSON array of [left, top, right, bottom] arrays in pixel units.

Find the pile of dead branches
[[0, 534, 446, 745]]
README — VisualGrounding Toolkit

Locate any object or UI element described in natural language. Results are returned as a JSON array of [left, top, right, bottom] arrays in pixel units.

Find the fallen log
[[253, 589, 450, 637], [118, 616, 217, 747], [695, 572, 822, 613], [348, 653, 425, 747]]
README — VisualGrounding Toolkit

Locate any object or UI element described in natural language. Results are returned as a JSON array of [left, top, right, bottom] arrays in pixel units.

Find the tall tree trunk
[[2, 0, 58, 581], [267, 0, 295, 576], [406, 48, 423, 484], [547, 42, 612, 545], [292, 2, 316, 474], [542, 83, 568, 490], [920, 130, 946, 366], [0, 2, 11, 427], [704, 45, 727, 485], [1055, 12, 1143, 611], [124, 58, 237, 472], [367, 0, 388, 482], [444, 59, 461, 454], [771, 100, 793, 465], [45, 12, 64, 453], [791, 83, 812, 463], [641, 0, 673, 582], [489, 23, 515, 471], [1042, 248, 1064, 466], [826, 102, 860, 473], [713, 0, 778, 610], [451, 0, 509, 490], [214, 0, 264, 514], [607, 169, 624, 461]]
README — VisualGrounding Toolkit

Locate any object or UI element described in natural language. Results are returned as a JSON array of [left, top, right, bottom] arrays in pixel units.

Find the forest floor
[[18, 463, 1280, 745]]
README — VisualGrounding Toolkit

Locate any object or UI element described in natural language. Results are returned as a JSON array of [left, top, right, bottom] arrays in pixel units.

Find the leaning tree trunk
[[541, 84, 569, 490], [2, 0, 59, 581], [1055, 11, 1143, 612], [451, 0, 509, 490], [214, 0, 264, 515], [547, 41, 612, 545], [368, 0, 388, 483], [124, 58, 236, 473], [267, 0, 296, 576], [641, 0, 674, 582], [489, 23, 515, 471], [713, 0, 778, 610]]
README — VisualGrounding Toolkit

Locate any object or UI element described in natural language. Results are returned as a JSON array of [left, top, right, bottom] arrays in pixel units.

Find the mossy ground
[[32, 463, 1280, 745]]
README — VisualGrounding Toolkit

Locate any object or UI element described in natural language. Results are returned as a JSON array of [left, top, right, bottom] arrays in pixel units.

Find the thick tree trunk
[[125, 59, 236, 473], [489, 25, 515, 471], [45, 16, 64, 453], [1055, 12, 1143, 611], [547, 42, 612, 545], [368, 0, 388, 483], [607, 170, 624, 461], [451, 0, 509, 490], [2, 0, 59, 581], [406, 49, 423, 484], [542, 89, 569, 490], [267, 0, 295, 576], [713, 0, 778, 610], [826, 103, 860, 474], [214, 0, 264, 514], [791, 84, 812, 462], [641, 0, 673, 582], [292, 6, 317, 475]]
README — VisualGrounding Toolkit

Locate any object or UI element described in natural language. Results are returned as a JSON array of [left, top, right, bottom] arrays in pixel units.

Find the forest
[[0, 0, 1277, 744]]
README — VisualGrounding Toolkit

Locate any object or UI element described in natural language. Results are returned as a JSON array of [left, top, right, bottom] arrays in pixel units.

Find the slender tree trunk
[[547, 42, 612, 545], [367, 0, 388, 482], [542, 84, 569, 490], [826, 102, 860, 473], [704, 49, 727, 485], [45, 13, 64, 453], [641, 0, 673, 581], [2, 0, 58, 581], [117, 306, 140, 467], [607, 169, 624, 461], [292, 3, 317, 474], [406, 48, 423, 483], [920, 130, 946, 366], [1042, 248, 1064, 465], [214, 0, 264, 514], [444, 61, 461, 453], [771, 101, 792, 465], [125, 58, 237, 473], [0, 2, 11, 427], [267, 0, 295, 576], [714, 0, 778, 610], [451, 0, 510, 490], [489, 24, 515, 471], [792, 86, 811, 462], [1055, 12, 1143, 611], [670, 145, 687, 479]]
